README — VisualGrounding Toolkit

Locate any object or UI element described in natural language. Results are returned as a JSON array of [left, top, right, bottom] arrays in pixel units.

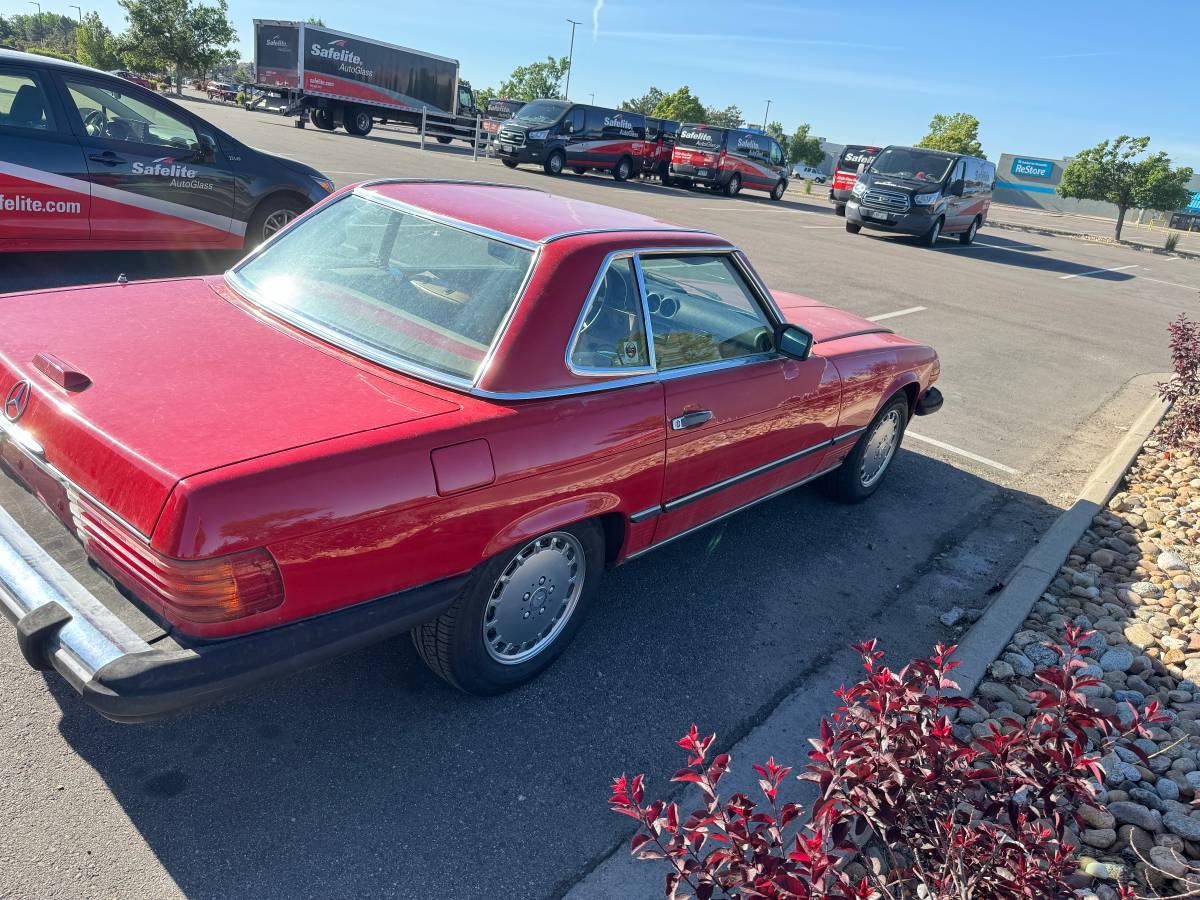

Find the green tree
[[788, 123, 824, 167], [497, 55, 569, 101], [25, 46, 75, 61], [4, 12, 77, 56], [1059, 135, 1195, 240], [75, 12, 123, 70], [916, 112, 982, 156], [704, 104, 743, 128], [652, 86, 706, 123], [765, 121, 788, 158], [0, 16, 14, 46], [305, 16, 326, 26], [620, 86, 665, 115], [119, 0, 236, 93]]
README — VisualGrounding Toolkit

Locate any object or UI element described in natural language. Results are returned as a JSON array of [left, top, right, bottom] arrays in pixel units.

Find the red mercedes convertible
[[0, 180, 941, 721]]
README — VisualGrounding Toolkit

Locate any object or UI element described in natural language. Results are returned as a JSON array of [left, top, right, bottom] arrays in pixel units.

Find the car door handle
[[671, 410, 713, 431], [88, 152, 125, 165]]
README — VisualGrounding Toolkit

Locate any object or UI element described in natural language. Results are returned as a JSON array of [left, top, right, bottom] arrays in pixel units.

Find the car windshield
[[511, 99, 567, 125], [229, 194, 535, 382], [869, 148, 955, 184]]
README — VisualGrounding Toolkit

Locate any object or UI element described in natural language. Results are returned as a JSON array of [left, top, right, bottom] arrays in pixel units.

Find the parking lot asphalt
[[2, 97, 1199, 899]]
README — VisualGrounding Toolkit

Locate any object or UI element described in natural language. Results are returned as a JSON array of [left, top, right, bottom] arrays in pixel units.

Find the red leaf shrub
[[609, 629, 1161, 899], [1159, 313, 1200, 451]]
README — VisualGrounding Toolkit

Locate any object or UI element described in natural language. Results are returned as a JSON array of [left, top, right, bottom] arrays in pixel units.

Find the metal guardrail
[[418, 107, 486, 161]]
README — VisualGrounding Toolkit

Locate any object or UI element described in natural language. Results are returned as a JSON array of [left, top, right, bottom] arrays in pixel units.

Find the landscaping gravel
[[958, 437, 1200, 896]]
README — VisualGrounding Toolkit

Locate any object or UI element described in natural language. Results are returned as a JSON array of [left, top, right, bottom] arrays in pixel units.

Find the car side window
[[639, 254, 774, 371], [62, 77, 200, 151], [568, 107, 586, 135], [570, 257, 651, 372], [769, 141, 784, 166], [0, 68, 56, 132]]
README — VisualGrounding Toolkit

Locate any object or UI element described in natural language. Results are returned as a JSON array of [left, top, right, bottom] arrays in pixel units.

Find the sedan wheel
[[244, 197, 306, 250], [412, 521, 603, 694], [483, 532, 585, 665], [823, 394, 909, 503]]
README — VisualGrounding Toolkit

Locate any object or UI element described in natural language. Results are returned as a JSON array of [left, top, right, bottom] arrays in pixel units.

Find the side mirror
[[195, 133, 217, 163], [776, 323, 814, 361], [949, 178, 965, 196]]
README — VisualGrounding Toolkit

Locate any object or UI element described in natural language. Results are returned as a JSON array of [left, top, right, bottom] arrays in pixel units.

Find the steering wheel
[[580, 267, 630, 332], [83, 109, 106, 137], [104, 118, 136, 142]]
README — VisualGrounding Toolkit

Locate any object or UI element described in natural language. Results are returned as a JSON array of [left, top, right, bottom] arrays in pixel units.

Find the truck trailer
[[253, 20, 480, 141]]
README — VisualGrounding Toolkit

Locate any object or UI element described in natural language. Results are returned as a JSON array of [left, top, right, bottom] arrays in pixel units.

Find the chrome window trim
[[349, 186, 541, 251], [226, 191, 540, 390], [472, 352, 777, 401], [564, 250, 655, 378], [625, 461, 842, 562], [564, 245, 782, 384], [541, 226, 716, 244]]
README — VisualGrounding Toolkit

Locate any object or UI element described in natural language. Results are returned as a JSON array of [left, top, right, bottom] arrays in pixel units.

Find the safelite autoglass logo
[[266, 34, 289, 48], [132, 156, 198, 178], [311, 39, 374, 78]]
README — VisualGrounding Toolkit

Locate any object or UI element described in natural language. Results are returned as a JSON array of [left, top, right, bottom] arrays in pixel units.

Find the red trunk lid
[[0, 277, 458, 536]]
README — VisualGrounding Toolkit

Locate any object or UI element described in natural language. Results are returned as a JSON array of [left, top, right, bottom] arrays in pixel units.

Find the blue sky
[[10, 0, 1200, 168]]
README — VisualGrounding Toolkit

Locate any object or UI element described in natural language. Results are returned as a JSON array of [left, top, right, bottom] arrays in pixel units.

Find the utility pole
[[69, 4, 81, 20], [564, 19, 580, 100], [761, 100, 771, 130], [28, 1, 42, 13], [588, 92, 594, 104]]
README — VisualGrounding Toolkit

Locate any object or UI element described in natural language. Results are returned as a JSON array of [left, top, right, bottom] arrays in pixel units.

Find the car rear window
[[229, 194, 535, 382], [677, 125, 724, 151]]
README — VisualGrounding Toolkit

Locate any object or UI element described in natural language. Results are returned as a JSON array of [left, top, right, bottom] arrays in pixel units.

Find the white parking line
[[867, 305, 926, 322], [1135, 275, 1200, 292], [1059, 264, 1138, 280], [906, 432, 1021, 476]]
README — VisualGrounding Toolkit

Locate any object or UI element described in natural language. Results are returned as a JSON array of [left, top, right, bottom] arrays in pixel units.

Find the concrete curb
[[950, 393, 1170, 698], [988, 220, 1200, 262]]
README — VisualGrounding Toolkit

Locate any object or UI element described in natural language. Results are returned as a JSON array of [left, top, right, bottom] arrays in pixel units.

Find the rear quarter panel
[[152, 384, 666, 638]]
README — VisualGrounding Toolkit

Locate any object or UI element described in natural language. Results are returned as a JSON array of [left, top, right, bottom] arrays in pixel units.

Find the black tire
[[308, 108, 335, 131], [502, 158, 519, 169], [835, 204, 846, 217], [845, 221, 861, 234], [660, 164, 673, 187], [922, 216, 943, 247], [344, 107, 373, 136], [824, 394, 909, 503], [543, 150, 565, 176], [436, 135, 452, 145], [412, 521, 604, 694], [770, 179, 786, 202], [959, 217, 979, 245], [244, 196, 306, 250], [613, 156, 633, 182], [724, 174, 741, 197]]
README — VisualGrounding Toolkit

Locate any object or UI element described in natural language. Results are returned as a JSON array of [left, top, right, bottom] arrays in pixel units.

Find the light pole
[[69, 4, 81, 20], [563, 18, 580, 100], [28, 1, 41, 13], [588, 92, 594, 104], [761, 99, 771, 130]]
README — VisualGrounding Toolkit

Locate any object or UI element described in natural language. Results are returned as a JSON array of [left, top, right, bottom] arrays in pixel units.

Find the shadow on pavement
[[43, 450, 1058, 900]]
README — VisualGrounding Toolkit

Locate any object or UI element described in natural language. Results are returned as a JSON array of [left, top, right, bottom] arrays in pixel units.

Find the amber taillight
[[70, 493, 284, 624]]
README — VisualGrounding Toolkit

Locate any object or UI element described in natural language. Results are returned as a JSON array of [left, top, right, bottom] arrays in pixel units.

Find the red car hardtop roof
[[358, 180, 715, 245]]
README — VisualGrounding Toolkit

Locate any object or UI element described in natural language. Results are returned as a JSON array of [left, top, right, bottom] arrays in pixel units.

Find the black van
[[845, 145, 996, 246], [496, 100, 646, 181], [669, 124, 788, 200]]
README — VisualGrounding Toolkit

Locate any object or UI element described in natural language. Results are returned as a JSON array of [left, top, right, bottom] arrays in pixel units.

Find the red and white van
[[669, 124, 788, 200]]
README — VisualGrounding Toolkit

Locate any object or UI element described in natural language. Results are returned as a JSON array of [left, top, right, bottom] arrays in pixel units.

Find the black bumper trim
[[80, 574, 469, 723], [915, 387, 944, 416]]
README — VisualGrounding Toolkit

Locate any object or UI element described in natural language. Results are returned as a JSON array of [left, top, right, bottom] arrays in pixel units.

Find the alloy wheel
[[262, 209, 297, 240], [482, 532, 585, 665], [859, 409, 902, 488]]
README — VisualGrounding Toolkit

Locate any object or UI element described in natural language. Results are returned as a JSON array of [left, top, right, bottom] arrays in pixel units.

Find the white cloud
[[592, 0, 604, 39]]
